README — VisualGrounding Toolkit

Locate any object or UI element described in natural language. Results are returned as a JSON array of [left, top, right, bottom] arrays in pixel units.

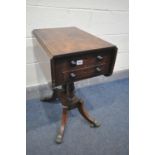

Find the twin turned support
[[41, 82, 100, 144]]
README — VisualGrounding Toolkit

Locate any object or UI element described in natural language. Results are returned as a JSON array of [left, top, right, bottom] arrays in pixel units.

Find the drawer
[[52, 47, 117, 86], [62, 64, 109, 82], [54, 50, 112, 73]]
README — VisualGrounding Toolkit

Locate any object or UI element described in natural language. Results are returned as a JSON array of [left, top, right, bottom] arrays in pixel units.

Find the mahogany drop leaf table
[[33, 27, 117, 144]]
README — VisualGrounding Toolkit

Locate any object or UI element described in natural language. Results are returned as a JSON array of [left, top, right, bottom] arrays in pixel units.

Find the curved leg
[[40, 89, 58, 102], [77, 100, 100, 128], [56, 108, 68, 144]]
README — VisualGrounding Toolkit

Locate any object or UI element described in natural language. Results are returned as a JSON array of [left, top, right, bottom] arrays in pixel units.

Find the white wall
[[26, 0, 129, 87]]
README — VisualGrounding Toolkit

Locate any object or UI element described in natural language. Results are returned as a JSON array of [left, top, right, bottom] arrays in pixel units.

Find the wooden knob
[[96, 67, 102, 72], [70, 60, 76, 67], [97, 55, 103, 60], [70, 73, 76, 79]]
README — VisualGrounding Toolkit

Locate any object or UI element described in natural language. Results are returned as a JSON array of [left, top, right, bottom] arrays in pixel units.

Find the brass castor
[[55, 108, 68, 144], [55, 132, 63, 144], [90, 120, 101, 128]]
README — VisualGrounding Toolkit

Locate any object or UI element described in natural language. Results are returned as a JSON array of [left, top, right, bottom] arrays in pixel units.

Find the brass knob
[[70, 60, 76, 67], [70, 73, 76, 79], [97, 55, 103, 60], [96, 67, 102, 72]]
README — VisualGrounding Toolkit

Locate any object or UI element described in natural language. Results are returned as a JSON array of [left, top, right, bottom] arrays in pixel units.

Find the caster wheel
[[55, 133, 63, 144], [90, 120, 101, 128]]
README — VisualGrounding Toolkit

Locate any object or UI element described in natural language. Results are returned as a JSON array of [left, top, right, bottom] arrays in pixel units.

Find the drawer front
[[52, 48, 117, 86], [63, 64, 109, 82], [54, 51, 111, 73]]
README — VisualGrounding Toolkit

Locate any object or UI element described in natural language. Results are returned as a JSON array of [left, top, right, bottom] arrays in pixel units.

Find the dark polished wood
[[33, 27, 117, 87], [33, 27, 114, 58], [56, 107, 68, 144], [54, 82, 100, 143], [54, 48, 117, 86], [33, 27, 117, 144], [77, 100, 100, 128]]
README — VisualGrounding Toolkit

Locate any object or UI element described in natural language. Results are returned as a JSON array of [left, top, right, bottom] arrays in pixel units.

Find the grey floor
[[27, 78, 129, 155]]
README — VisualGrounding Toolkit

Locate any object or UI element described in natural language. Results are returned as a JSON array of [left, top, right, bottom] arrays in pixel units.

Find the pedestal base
[[41, 82, 101, 144]]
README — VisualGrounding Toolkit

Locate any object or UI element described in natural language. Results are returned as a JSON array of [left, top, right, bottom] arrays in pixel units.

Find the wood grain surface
[[33, 27, 115, 58]]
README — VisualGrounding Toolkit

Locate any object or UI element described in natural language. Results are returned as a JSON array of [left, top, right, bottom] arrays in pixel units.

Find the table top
[[33, 27, 115, 58]]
